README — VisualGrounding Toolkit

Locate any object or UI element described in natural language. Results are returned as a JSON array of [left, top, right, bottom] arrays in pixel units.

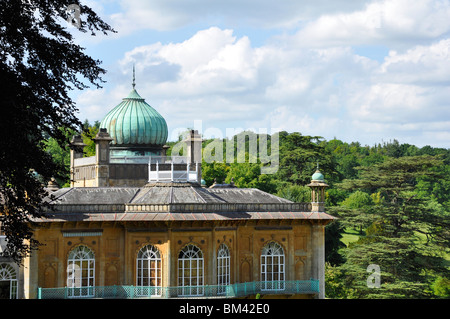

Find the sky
[[70, 0, 450, 148]]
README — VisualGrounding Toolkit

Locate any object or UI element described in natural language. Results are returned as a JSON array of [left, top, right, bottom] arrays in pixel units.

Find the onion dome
[[312, 170, 324, 182], [311, 163, 325, 182], [100, 68, 168, 148], [100, 88, 168, 146]]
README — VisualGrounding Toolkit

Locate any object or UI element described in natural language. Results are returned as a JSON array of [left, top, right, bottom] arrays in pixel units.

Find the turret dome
[[311, 163, 325, 182], [100, 88, 168, 147], [312, 170, 324, 182]]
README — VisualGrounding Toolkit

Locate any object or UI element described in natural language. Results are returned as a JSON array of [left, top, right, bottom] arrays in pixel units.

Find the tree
[[325, 221, 346, 266], [224, 162, 278, 193], [341, 190, 373, 209], [337, 155, 450, 298], [44, 120, 100, 188], [340, 190, 375, 235], [325, 262, 356, 298], [43, 127, 76, 188], [276, 132, 337, 185], [201, 161, 229, 187], [431, 276, 450, 298], [81, 120, 101, 157], [276, 184, 310, 202], [0, 1, 114, 263]]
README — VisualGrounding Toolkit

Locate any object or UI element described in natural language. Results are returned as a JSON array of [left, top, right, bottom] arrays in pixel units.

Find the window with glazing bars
[[260, 241, 285, 290], [178, 244, 204, 296], [217, 243, 230, 294], [67, 245, 95, 297], [0, 263, 17, 299], [136, 245, 162, 296]]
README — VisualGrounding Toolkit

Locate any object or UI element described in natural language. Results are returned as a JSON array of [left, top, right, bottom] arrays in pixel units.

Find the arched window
[[178, 244, 204, 296], [0, 263, 17, 299], [217, 243, 230, 294], [136, 245, 162, 296], [260, 241, 285, 291], [67, 245, 95, 298]]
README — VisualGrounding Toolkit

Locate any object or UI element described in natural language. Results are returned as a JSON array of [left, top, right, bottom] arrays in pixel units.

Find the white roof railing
[[73, 155, 200, 183], [148, 160, 200, 183]]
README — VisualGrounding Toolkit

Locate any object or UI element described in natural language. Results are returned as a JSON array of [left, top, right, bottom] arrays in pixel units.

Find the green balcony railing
[[37, 279, 319, 299]]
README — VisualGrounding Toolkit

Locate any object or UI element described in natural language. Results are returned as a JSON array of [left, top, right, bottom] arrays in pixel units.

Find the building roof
[[38, 183, 334, 223], [38, 210, 333, 223], [100, 88, 168, 146], [46, 183, 294, 205]]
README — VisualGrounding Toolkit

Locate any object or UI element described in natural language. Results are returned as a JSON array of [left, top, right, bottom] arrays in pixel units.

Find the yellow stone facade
[[27, 217, 327, 299]]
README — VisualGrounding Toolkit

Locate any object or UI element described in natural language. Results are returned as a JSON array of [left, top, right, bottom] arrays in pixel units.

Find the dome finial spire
[[132, 63, 136, 89]]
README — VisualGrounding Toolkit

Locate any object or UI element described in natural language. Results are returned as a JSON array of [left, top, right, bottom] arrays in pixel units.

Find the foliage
[[43, 127, 75, 188], [276, 132, 337, 185], [0, 0, 114, 263], [81, 120, 100, 157], [335, 155, 450, 298], [201, 161, 229, 187], [431, 276, 450, 298], [325, 262, 356, 299], [276, 185, 311, 203], [44, 120, 100, 188], [341, 190, 373, 209], [325, 221, 346, 266]]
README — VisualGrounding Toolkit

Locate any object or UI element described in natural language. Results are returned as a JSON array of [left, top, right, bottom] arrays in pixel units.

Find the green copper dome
[[100, 88, 168, 147], [311, 163, 325, 181], [312, 170, 324, 181]]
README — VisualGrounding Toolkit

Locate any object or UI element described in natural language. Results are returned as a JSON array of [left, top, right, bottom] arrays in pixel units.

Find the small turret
[[307, 164, 328, 212]]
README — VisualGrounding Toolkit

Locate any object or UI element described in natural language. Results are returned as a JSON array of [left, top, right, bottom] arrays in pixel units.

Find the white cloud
[[108, 0, 372, 34], [346, 38, 450, 127], [350, 83, 430, 123], [380, 39, 450, 84], [74, 1, 450, 148], [119, 28, 260, 98], [289, 0, 450, 48], [89, 28, 374, 139]]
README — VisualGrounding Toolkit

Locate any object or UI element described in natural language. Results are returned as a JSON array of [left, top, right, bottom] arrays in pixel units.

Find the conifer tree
[[338, 155, 450, 298]]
